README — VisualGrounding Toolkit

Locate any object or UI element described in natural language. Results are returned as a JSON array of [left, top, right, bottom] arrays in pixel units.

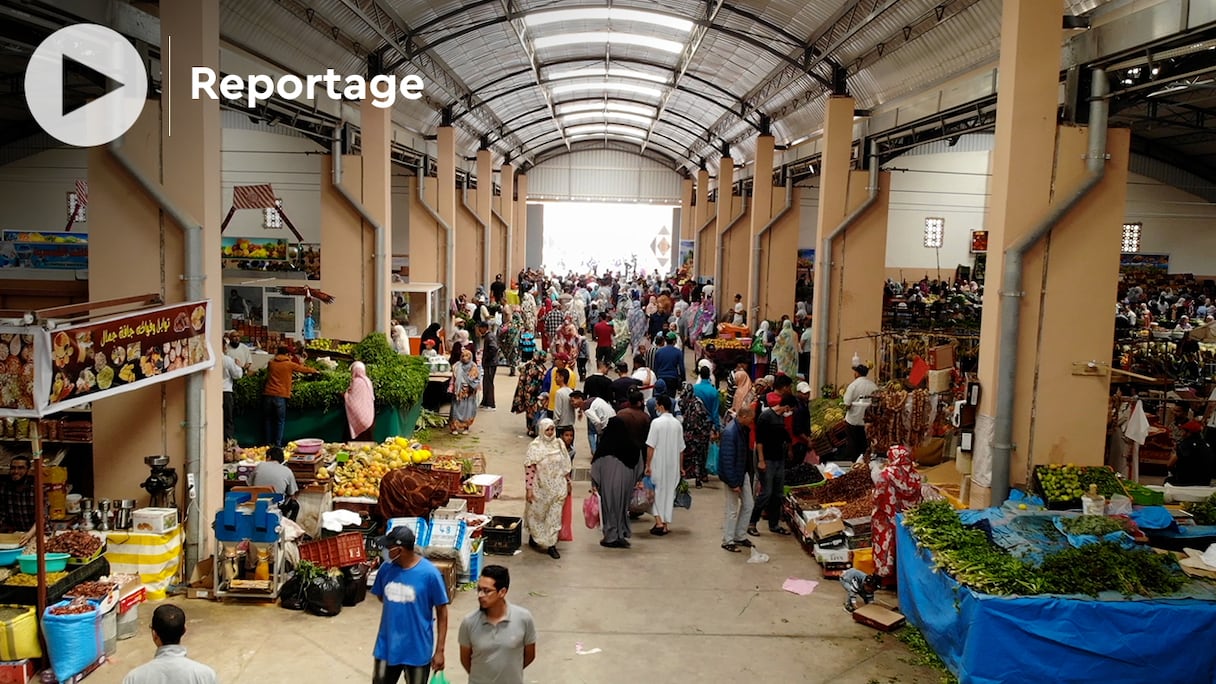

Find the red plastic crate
[[298, 532, 366, 568], [455, 492, 486, 515]]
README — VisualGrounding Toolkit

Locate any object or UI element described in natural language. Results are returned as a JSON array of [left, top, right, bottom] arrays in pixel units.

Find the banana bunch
[[461, 482, 484, 496]]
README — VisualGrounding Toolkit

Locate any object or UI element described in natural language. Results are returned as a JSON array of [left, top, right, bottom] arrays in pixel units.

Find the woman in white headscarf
[[753, 320, 773, 378], [524, 418, 572, 559], [344, 361, 376, 440], [771, 319, 799, 377]]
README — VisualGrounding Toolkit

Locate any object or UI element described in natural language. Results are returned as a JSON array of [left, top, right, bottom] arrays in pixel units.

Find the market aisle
[[88, 379, 942, 684]]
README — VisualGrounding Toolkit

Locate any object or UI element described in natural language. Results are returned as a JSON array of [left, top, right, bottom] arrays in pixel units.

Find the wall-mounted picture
[[221, 237, 288, 260], [970, 230, 989, 254]]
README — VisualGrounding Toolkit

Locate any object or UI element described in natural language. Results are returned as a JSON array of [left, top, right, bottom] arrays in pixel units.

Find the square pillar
[[694, 168, 711, 279], [747, 135, 775, 319], [500, 163, 515, 283], [362, 97, 392, 334], [512, 173, 528, 278], [477, 148, 494, 289], [714, 156, 735, 319], [438, 127, 458, 310]]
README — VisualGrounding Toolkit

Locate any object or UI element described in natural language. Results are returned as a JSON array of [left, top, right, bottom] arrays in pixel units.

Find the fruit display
[[306, 338, 357, 355], [45, 531, 103, 558], [809, 398, 846, 439], [332, 437, 437, 498], [1034, 465, 1127, 506]]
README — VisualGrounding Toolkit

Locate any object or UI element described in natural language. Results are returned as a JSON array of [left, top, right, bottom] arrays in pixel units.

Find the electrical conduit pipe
[[416, 159, 457, 324], [989, 68, 1109, 502], [106, 137, 207, 574], [749, 175, 795, 321], [330, 134, 388, 334], [814, 141, 880, 396]]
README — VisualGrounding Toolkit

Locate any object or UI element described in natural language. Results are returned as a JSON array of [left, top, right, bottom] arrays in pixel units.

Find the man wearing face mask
[[371, 526, 450, 684], [225, 331, 252, 373]]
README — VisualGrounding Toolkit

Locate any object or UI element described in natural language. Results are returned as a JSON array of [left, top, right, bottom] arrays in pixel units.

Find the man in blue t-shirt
[[371, 526, 450, 684]]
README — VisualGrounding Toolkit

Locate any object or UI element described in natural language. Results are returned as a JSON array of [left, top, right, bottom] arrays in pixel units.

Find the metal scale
[[212, 491, 286, 599]]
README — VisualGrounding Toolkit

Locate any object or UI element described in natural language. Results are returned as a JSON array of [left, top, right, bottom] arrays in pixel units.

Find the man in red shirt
[[263, 346, 320, 447], [592, 313, 615, 367]]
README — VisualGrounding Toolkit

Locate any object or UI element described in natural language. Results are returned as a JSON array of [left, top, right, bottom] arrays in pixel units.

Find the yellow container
[[851, 548, 875, 576], [0, 605, 42, 660]]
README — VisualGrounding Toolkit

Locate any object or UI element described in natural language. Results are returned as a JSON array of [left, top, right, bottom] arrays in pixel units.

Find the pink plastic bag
[[559, 493, 574, 542], [583, 491, 602, 529]]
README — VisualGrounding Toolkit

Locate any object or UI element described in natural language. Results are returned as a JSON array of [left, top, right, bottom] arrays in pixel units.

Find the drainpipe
[[714, 193, 748, 320], [416, 159, 456, 324], [815, 141, 880, 396], [750, 175, 795, 322], [106, 137, 207, 575], [461, 183, 491, 294], [330, 132, 388, 334], [990, 68, 1109, 502]]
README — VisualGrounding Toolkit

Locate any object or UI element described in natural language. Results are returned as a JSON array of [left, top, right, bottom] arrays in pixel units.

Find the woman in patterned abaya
[[448, 348, 481, 434], [555, 322, 580, 363], [525, 418, 572, 559], [771, 319, 799, 377], [521, 290, 538, 333], [591, 416, 645, 548], [627, 299, 648, 355], [511, 350, 548, 437], [872, 444, 924, 577], [678, 381, 713, 487]]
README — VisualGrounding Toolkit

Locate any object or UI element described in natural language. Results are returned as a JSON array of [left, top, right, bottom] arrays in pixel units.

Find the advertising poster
[[970, 230, 989, 253], [797, 249, 815, 287], [221, 237, 288, 260], [1120, 253, 1169, 271], [39, 300, 215, 413], [0, 329, 39, 417], [0, 231, 88, 270], [678, 240, 695, 272]]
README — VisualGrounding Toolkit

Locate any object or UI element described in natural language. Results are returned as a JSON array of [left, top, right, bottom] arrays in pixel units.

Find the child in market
[[840, 568, 880, 613]]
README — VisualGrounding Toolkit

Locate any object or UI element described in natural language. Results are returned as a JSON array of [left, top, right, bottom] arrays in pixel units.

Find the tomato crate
[[298, 532, 366, 568]]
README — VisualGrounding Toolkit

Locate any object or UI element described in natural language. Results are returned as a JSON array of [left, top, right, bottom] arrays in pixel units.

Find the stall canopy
[[0, 295, 216, 618]]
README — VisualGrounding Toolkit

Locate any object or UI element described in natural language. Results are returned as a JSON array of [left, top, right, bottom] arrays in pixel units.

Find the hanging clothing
[[448, 356, 481, 432], [591, 417, 645, 545], [524, 419, 572, 548], [646, 411, 686, 522], [678, 382, 712, 482], [771, 320, 799, 377], [344, 361, 376, 439], [872, 445, 924, 577]]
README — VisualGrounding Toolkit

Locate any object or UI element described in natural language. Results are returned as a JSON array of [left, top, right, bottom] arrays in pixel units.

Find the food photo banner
[[0, 328, 41, 417], [221, 237, 288, 260], [36, 300, 215, 414]]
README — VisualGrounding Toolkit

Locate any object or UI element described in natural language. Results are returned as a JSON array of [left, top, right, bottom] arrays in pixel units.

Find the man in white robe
[[645, 395, 685, 535]]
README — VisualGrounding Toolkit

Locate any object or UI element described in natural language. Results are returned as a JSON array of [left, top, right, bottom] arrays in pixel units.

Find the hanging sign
[[0, 329, 40, 417], [221, 237, 289, 260], [38, 300, 215, 413]]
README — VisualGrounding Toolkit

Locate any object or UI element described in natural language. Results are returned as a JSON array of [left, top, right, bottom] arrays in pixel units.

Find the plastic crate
[[454, 492, 486, 515], [298, 532, 366, 568], [482, 516, 522, 555], [419, 464, 463, 495], [0, 605, 40, 660]]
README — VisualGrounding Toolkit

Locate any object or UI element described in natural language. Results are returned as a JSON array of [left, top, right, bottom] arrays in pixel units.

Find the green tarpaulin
[[235, 402, 422, 446]]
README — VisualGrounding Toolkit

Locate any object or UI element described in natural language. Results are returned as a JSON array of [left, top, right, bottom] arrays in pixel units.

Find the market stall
[[0, 295, 215, 679]]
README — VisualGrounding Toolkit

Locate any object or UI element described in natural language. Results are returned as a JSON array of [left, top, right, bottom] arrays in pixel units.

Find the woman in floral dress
[[524, 418, 572, 559], [678, 382, 713, 486], [872, 444, 924, 577], [511, 349, 548, 437]]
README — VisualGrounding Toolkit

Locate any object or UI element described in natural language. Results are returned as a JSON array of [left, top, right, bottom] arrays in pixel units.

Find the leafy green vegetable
[[896, 626, 958, 684], [1061, 515, 1125, 536], [1183, 493, 1216, 525]]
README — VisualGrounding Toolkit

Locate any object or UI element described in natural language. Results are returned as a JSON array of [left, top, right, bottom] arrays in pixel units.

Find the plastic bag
[[746, 547, 770, 563], [559, 494, 574, 542], [279, 573, 307, 611], [430, 672, 449, 684], [42, 600, 101, 681], [342, 564, 369, 607], [583, 491, 602, 529], [305, 574, 345, 617], [629, 483, 655, 515], [1107, 494, 1133, 516], [706, 442, 720, 476]]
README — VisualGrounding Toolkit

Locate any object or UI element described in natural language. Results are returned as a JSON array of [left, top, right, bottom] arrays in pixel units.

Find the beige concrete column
[[477, 148, 495, 287], [714, 156, 735, 319], [499, 163, 515, 284], [320, 155, 370, 339], [808, 95, 855, 392], [972, 1, 1064, 499], [758, 188, 801, 323], [828, 171, 890, 385], [438, 127, 458, 308], [407, 174, 441, 284], [678, 178, 694, 246], [747, 135, 775, 319], [694, 168, 711, 279], [362, 98, 392, 334], [512, 173, 528, 275]]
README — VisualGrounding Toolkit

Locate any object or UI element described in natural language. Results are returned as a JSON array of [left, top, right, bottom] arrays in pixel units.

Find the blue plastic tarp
[[897, 518, 1216, 684]]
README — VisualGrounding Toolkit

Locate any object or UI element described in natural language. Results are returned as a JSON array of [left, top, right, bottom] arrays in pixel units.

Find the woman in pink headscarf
[[344, 361, 376, 440], [871, 444, 924, 578]]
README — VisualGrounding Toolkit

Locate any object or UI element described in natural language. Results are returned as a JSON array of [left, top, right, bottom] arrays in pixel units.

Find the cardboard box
[[133, 507, 179, 534], [928, 344, 953, 370], [431, 559, 458, 599], [186, 587, 217, 601], [852, 604, 906, 631], [813, 518, 845, 541], [0, 659, 34, 684], [813, 544, 850, 565], [189, 556, 215, 589], [928, 369, 952, 394]]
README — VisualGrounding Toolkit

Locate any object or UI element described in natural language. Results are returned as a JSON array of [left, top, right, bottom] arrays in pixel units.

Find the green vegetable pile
[[1061, 515, 1125, 536], [234, 333, 429, 412], [904, 501, 1185, 597], [1183, 493, 1216, 525]]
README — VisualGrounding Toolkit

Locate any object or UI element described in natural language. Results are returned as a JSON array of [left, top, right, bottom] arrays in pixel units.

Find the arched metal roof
[[210, 1, 1121, 168]]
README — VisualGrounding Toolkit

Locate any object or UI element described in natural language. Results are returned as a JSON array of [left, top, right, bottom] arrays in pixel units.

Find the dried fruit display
[[66, 580, 117, 599], [46, 531, 102, 558], [49, 598, 94, 615], [5, 572, 68, 586]]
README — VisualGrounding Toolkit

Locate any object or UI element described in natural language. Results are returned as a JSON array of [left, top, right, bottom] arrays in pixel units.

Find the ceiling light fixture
[[534, 32, 684, 54]]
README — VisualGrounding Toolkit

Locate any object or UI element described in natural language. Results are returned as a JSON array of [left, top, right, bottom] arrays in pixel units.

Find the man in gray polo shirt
[[459, 565, 536, 684]]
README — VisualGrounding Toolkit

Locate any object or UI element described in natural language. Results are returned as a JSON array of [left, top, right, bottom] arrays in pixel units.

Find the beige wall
[[696, 201, 717, 280], [759, 188, 802, 322], [455, 203, 483, 300], [320, 155, 376, 341], [722, 208, 752, 315]]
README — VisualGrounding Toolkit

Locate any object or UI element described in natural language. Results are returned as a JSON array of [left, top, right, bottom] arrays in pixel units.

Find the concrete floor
[[88, 376, 945, 684]]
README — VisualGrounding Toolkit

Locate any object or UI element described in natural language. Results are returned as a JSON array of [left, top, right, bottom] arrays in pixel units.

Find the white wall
[[0, 148, 87, 230], [220, 129, 323, 242], [798, 185, 820, 250], [1128, 172, 1216, 275], [884, 149, 990, 271]]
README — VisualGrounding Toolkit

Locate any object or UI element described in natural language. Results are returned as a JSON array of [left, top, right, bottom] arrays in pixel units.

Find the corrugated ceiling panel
[[530, 149, 681, 202]]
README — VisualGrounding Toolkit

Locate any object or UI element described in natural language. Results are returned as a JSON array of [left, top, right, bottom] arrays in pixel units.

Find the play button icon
[[25, 24, 148, 147]]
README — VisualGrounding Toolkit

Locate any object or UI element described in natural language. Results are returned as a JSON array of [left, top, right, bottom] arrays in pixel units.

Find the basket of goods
[[1032, 465, 1129, 510], [46, 531, 105, 564]]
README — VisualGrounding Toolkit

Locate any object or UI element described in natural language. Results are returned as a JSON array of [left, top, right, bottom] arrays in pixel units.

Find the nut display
[[66, 580, 117, 599], [49, 598, 94, 615]]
